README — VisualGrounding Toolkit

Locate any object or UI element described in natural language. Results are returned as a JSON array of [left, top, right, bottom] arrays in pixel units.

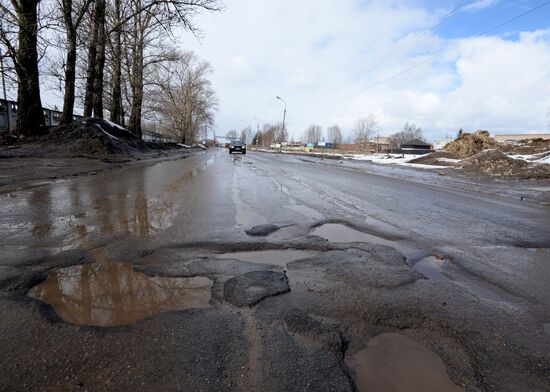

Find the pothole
[[28, 262, 212, 326], [217, 250, 316, 267], [311, 223, 423, 261], [348, 333, 464, 392], [413, 256, 451, 282], [413, 256, 505, 303]]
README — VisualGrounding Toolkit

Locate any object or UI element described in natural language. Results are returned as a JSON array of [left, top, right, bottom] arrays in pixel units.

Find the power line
[[343, 0, 550, 101], [345, 0, 478, 83], [303, 0, 550, 116], [304, 0, 478, 111]]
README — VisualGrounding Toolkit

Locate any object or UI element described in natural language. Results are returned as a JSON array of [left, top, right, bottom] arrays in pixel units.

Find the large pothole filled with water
[[217, 250, 316, 267], [348, 333, 464, 392], [28, 262, 213, 326]]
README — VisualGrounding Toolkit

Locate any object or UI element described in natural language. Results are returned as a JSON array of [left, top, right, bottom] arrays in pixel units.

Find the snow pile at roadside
[[536, 154, 550, 165], [346, 153, 451, 169]]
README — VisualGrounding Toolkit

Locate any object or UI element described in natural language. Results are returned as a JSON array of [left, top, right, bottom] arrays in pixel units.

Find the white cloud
[[8, 0, 544, 145], [464, 0, 500, 12]]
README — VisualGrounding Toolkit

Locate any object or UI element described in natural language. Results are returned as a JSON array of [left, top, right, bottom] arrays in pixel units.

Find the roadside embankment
[[0, 118, 205, 189]]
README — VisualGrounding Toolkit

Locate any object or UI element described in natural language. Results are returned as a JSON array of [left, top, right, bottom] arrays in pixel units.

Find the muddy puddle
[[348, 333, 463, 392], [29, 262, 212, 326], [218, 250, 315, 267]]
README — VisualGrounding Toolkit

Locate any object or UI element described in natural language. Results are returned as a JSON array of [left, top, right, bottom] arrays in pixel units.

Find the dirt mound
[[461, 150, 550, 179], [503, 138, 550, 155], [409, 151, 461, 166], [444, 131, 501, 157], [0, 118, 187, 158]]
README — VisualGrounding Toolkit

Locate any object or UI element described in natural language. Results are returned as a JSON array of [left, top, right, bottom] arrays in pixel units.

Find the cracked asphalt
[[1, 149, 549, 391]]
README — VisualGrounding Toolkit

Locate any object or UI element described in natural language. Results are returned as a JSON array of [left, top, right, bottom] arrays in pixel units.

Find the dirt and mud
[[461, 149, 550, 179], [0, 119, 204, 188], [0, 149, 549, 391]]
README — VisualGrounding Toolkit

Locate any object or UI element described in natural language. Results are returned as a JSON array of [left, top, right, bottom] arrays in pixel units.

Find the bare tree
[[226, 130, 237, 141], [388, 122, 425, 149], [151, 51, 217, 144], [353, 114, 377, 149], [0, 0, 46, 136], [304, 124, 322, 144], [326, 124, 342, 144], [60, 0, 94, 124]]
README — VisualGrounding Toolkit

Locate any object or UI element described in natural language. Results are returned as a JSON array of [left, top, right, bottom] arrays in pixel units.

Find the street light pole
[[276, 96, 286, 151], [253, 117, 260, 150]]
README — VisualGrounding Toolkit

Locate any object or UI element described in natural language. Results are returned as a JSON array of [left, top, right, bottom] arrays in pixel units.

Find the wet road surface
[[1, 149, 549, 391]]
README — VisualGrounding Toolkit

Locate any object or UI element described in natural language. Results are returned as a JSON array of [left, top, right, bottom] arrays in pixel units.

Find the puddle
[[413, 256, 451, 282], [349, 333, 464, 392], [311, 223, 398, 246], [455, 277, 505, 303], [218, 250, 315, 267], [416, 259, 502, 301], [29, 262, 212, 326], [311, 223, 422, 260], [544, 323, 550, 336], [413, 256, 505, 302]]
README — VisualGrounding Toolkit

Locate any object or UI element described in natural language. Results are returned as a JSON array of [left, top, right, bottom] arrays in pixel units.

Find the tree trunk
[[83, 0, 105, 117], [14, 0, 45, 137], [128, 41, 143, 139], [61, 22, 77, 124], [92, 1, 106, 119], [109, 0, 123, 125]]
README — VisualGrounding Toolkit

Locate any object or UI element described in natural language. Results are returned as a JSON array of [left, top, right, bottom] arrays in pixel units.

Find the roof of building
[[402, 139, 431, 147]]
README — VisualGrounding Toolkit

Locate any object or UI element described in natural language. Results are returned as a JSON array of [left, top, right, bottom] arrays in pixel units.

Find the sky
[[175, 0, 550, 142]]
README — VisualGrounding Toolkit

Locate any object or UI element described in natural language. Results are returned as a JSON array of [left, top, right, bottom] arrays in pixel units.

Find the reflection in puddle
[[544, 323, 550, 336], [349, 333, 463, 392], [2, 155, 216, 251], [218, 250, 315, 267], [29, 262, 212, 326]]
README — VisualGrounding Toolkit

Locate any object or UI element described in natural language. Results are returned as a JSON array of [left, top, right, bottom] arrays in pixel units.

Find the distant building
[[401, 139, 433, 154], [368, 136, 390, 153], [494, 134, 550, 142]]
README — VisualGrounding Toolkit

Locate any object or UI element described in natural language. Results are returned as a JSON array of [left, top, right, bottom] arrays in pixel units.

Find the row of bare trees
[[0, 0, 221, 137]]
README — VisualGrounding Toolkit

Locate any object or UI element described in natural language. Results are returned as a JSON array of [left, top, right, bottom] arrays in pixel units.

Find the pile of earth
[[460, 150, 550, 179], [408, 151, 462, 166], [504, 138, 550, 155], [444, 131, 501, 158], [0, 118, 194, 158]]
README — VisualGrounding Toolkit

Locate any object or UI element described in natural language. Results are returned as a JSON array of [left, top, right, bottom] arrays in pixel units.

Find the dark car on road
[[229, 141, 246, 154]]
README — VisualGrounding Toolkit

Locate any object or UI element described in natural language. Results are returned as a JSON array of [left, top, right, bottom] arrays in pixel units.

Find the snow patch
[[104, 119, 127, 131], [95, 124, 120, 141]]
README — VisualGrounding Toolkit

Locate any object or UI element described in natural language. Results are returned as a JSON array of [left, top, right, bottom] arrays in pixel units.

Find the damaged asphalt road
[[1, 149, 549, 391]]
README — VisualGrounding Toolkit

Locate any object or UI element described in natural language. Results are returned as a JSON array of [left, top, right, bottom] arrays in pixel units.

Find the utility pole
[[276, 96, 286, 151], [0, 49, 10, 133]]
